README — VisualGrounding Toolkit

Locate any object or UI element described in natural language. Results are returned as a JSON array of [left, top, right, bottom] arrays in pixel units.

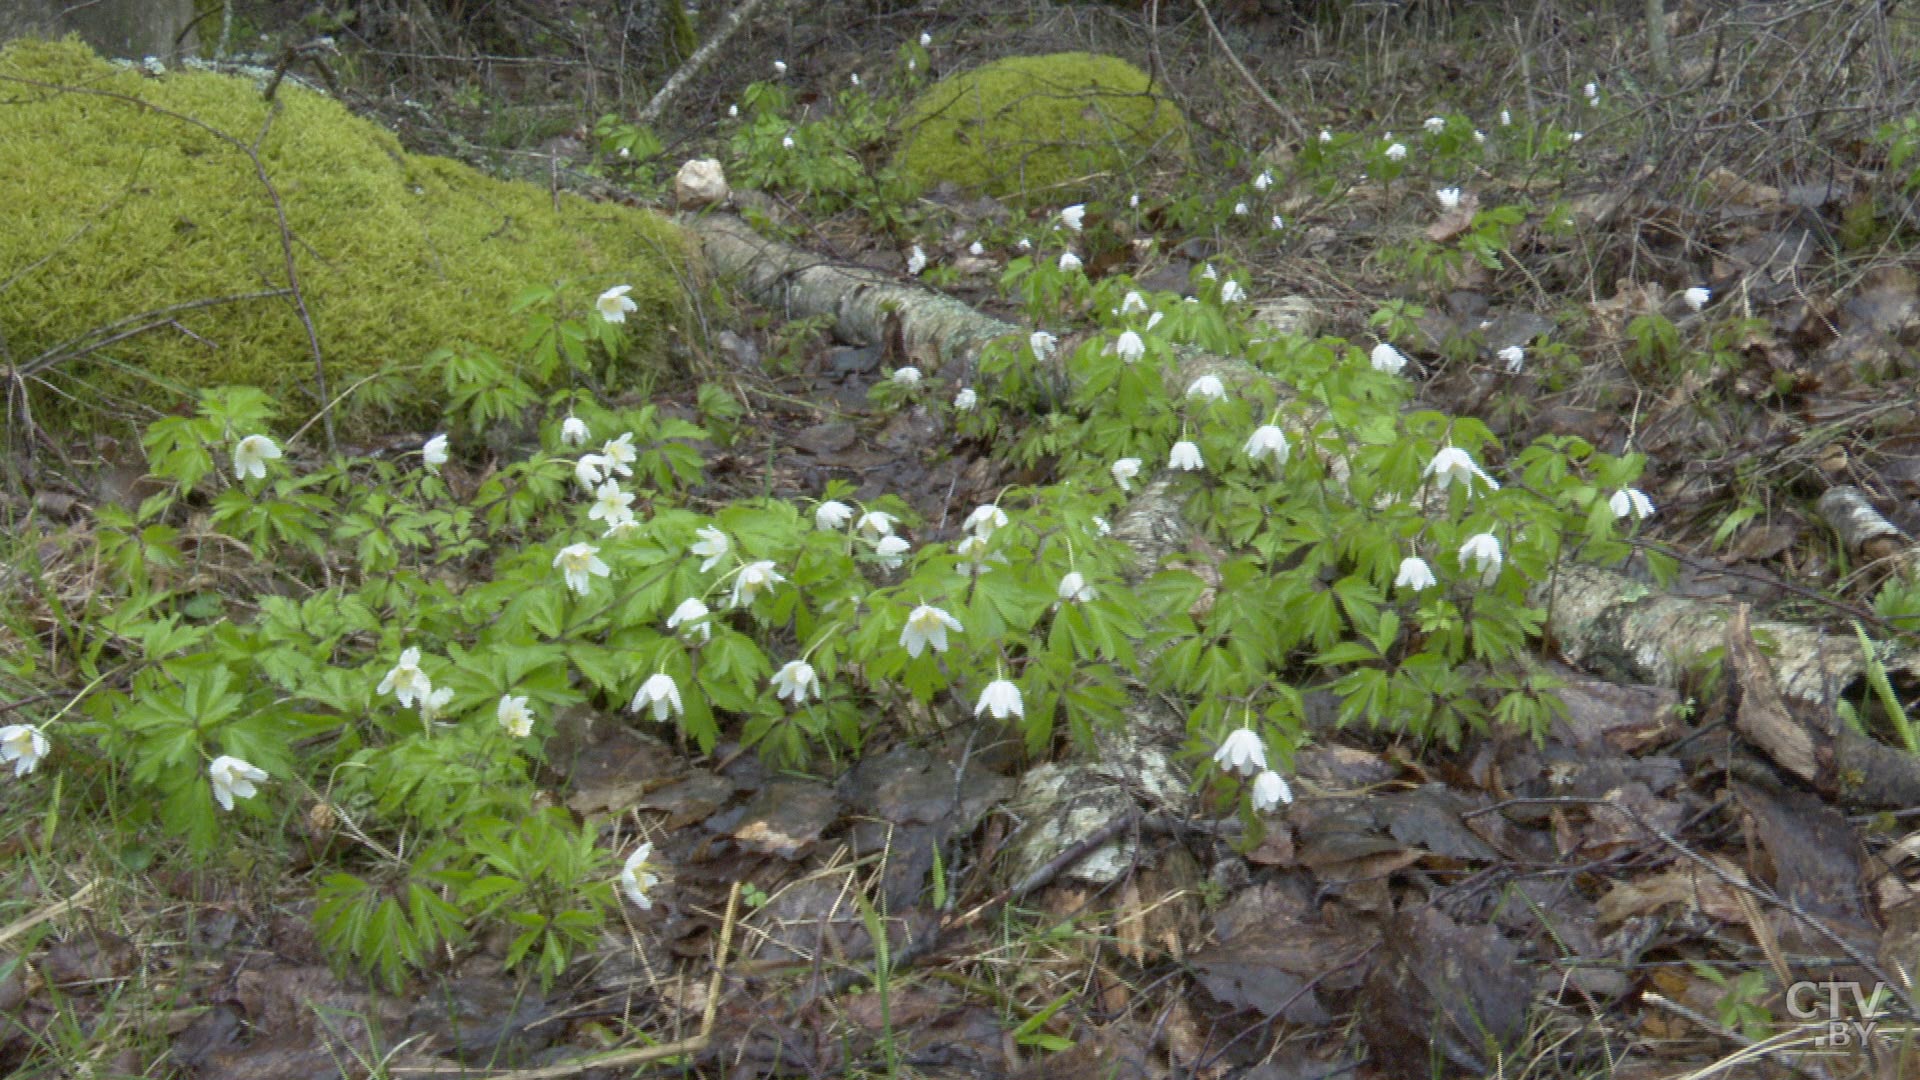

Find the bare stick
[[1191, 0, 1309, 145], [638, 0, 787, 126]]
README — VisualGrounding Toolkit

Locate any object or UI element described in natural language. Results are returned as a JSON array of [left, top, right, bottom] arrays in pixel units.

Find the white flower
[[1318, 129, 1333, 143], [589, 481, 635, 525], [729, 560, 784, 608], [770, 660, 819, 704], [1684, 287, 1711, 312], [630, 673, 683, 721], [1017, 236, 1033, 251], [974, 678, 1024, 720], [874, 534, 912, 569], [1424, 116, 1446, 133], [1253, 171, 1272, 192], [232, 434, 281, 480], [1058, 571, 1094, 604], [377, 647, 433, 708], [1201, 264, 1218, 281], [575, 454, 609, 489], [1213, 727, 1267, 776], [1251, 770, 1294, 811], [596, 284, 637, 324], [422, 433, 449, 473], [1435, 187, 1462, 210], [562, 416, 591, 446], [1459, 532, 1504, 585], [1243, 424, 1290, 468], [1395, 556, 1437, 591], [1030, 331, 1057, 361], [773, 60, 787, 75], [1385, 142, 1407, 161], [1424, 446, 1499, 493], [618, 146, 630, 159], [782, 134, 795, 150], [815, 500, 854, 531], [1271, 215, 1286, 231], [1569, 131, 1584, 142], [497, 695, 534, 738], [1233, 201, 1249, 216], [667, 597, 712, 643], [919, 31, 932, 46], [1092, 515, 1111, 535], [1059, 204, 1086, 231], [555, 542, 611, 595], [1058, 251, 1083, 273], [850, 72, 861, 87], [690, 525, 730, 572], [619, 842, 659, 909], [1500, 108, 1512, 126], [856, 510, 896, 539], [900, 603, 962, 657], [600, 433, 637, 477], [1111, 457, 1142, 491], [0, 724, 49, 778], [1169, 440, 1205, 471], [418, 685, 455, 724], [1610, 488, 1655, 521], [728, 104, 739, 118], [954, 386, 978, 411], [1145, 310, 1164, 331], [1498, 345, 1526, 373], [1370, 342, 1408, 374], [963, 504, 1007, 539], [1119, 290, 1148, 315], [905, 246, 927, 275], [1472, 129, 1487, 144], [1114, 331, 1146, 363], [1186, 375, 1227, 402], [209, 755, 267, 811], [1220, 280, 1247, 304], [954, 533, 995, 574], [1583, 81, 1599, 105], [604, 517, 641, 539], [891, 366, 922, 387]]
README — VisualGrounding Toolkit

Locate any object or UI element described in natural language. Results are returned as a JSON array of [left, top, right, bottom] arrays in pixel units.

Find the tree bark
[[683, 212, 1920, 715]]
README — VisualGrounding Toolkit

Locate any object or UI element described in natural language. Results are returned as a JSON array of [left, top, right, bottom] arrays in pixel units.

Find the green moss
[[893, 52, 1187, 202], [0, 37, 690, 436]]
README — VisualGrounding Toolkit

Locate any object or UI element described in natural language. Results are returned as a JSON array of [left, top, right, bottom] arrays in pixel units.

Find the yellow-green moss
[[0, 37, 689, 435], [893, 52, 1187, 202]]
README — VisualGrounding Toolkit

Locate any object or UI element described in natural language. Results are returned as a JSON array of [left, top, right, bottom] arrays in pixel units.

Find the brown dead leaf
[[1705, 166, 1784, 207], [1424, 194, 1480, 243], [724, 780, 839, 859], [1596, 857, 1750, 925], [1360, 906, 1530, 1075]]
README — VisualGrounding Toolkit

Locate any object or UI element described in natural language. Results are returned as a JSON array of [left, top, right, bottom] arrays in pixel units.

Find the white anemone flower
[[1271, 214, 1286, 231], [1395, 556, 1437, 592], [891, 366, 922, 387], [1318, 129, 1333, 143], [1213, 727, 1267, 776], [419, 685, 455, 724], [974, 679, 1024, 720], [905, 246, 927, 275], [667, 597, 712, 643], [1031, 331, 1057, 361], [773, 60, 787, 75], [1498, 345, 1526, 373], [1253, 171, 1272, 192], [691, 525, 731, 572], [422, 434, 449, 473], [1058, 251, 1083, 273], [497, 695, 534, 738], [1583, 81, 1600, 105], [1233, 201, 1249, 217], [968, 241, 984, 256], [873, 534, 912, 569], [1251, 770, 1294, 811], [1684, 287, 1711, 312], [1059, 204, 1086, 231], [1385, 142, 1407, 161], [782, 134, 795, 150], [920, 31, 932, 46], [1610, 488, 1655, 521], [954, 386, 978, 411], [1499, 108, 1512, 126], [232, 434, 281, 480], [575, 454, 610, 490], [1186, 375, 1227, 402], [1459, 532, 1504, 585], [1370, 343, 1408, 375], [1111, 457, 1142, 491], [1093, 515, 1111, 536], [1119, 291, 1148, 315], [596, 285, 637, 324], [963, 504, 1007, 539], [729, 560, 784, 608], [1169, 440, 1205, 471], [554, 542, 610, 595], [815, 500, 855, 531], [1424, 446, 1499, 493], [850, 72, 861, 87], [856, 510, 896, 539], [1114, 331, 1146, 363], [600, 433, 637, 477], [209, 755, 268, 812], [1435, 187, 1462, 210], [619, 842, 659, 909], [630, 673, 683, 721], [589, 481, 634, 525], [0, 724, 50, 778], [1057, 571, 1094, 604], [1424, 116, 1446, 133], [1220, 280, 1247, 304], [770, 660, 820, 705], [1146, 310, 1165, 331], [377, 647, 433, 708], [1243, 425, 1290, 468], [900, 603, 963, 657], [562, 416, 591, 446]]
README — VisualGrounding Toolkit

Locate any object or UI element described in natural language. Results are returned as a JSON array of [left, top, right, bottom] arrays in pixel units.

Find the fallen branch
[[638, 0, 787, 126], [1820, 484, 1920, 587]]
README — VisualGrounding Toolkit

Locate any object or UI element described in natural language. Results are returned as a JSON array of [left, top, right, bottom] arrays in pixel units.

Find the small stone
[[674, 158, 729, 209]]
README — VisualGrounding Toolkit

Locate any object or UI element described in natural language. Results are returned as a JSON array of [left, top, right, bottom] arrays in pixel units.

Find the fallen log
[[684, 211, 1920, 722]]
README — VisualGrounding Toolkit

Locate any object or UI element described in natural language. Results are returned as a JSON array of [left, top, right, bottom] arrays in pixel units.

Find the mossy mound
[[893, 52, 1187, 202], [0, 38, 688, 436]]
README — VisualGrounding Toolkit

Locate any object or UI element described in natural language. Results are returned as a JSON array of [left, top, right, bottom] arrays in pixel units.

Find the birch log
[[1819, 485, 1920, 584], [684, 212, 1920, 715]]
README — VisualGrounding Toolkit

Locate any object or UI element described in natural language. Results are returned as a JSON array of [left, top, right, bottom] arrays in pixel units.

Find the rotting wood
[[1819, 484, 1920, 586], [683, 211, 1920, 718]]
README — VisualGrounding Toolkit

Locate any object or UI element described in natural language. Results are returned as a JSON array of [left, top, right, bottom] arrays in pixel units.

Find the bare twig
[[638, 0, 788, 126], [1190, 0, 1309, 145]]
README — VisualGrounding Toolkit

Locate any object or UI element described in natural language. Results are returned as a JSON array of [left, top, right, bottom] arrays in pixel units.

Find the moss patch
[[0, 38, 689, 436], [893, 52, 1187, 203]]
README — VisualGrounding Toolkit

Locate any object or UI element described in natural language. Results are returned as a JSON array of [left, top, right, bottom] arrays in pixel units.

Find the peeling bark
[[686, 212, 1920, 719], [1819, 485, 1920, 584]]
